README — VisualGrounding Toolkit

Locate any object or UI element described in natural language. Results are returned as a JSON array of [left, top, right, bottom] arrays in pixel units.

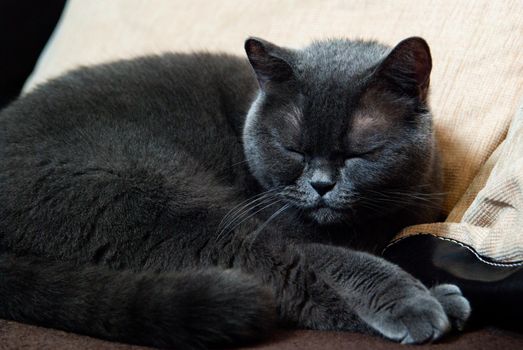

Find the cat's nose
[[310, 180, 336, 196]]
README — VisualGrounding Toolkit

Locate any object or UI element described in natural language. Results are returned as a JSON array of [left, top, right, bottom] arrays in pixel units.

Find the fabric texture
[[391, 103, 523, 264], [1, 319, 522, 350]]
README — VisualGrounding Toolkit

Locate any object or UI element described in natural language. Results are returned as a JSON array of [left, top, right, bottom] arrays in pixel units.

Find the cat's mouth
[[305, 202, 349, 225], [281, 192, 351, 225]]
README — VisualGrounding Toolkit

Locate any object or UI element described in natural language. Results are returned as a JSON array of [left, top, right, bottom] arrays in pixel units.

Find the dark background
[[0, 1, 66, 109]]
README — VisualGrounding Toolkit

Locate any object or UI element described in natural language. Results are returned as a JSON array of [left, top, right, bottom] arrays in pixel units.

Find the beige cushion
[[393, 103, 523, 263], [25, 0, 523, 262]]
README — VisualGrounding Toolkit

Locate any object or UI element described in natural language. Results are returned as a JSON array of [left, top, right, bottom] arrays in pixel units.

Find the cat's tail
[[0, 253, 276, 349]]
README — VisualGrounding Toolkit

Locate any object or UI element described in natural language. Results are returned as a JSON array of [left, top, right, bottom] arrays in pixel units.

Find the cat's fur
[[0, 37, 470, 349]]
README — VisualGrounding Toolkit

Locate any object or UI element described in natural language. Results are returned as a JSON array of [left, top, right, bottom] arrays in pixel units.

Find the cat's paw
[[367, 292, 452, 344], [430, 284, 471, 331], [367, 284, 470, 344]]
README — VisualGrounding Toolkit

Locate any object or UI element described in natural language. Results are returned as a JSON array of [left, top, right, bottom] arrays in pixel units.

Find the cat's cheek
[[272, 164, 304, 185], [341, 158, 369, 181], [354, 159, 387, 184], [263, 151, 303, 184]]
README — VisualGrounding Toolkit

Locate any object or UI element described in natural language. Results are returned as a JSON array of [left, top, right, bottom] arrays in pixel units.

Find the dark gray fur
[[0, 37, 470, 349]]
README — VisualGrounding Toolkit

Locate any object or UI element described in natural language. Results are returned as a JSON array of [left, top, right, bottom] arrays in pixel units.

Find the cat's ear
[[375, 37, 432, 101], [245, 37, 294, 88]]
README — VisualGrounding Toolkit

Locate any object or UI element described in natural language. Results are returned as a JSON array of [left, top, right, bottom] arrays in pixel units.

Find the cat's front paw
[[430, 284, 471, 331], [367, 284, 470, 344], [369, 292, 450, 344]]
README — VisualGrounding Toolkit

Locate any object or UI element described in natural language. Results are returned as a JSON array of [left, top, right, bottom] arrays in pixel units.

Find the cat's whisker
[[216, 189, 278, 233], [366, 189, 447, 201], [250, 203, 291, 241], [357, 201, 385, 214], [216, 194, 278, 238], [357, 195, 444, 213], [210, 159, 253, 184], [361, 189, 446, 207], [215, 159, 251, 177], [216, 199, 283, 241], [376, 193, 446, 203], [370, 196, 444, 208], [228, 159, 250, 168], [225, 189, 282, 222], [221, 188, 282, 223]]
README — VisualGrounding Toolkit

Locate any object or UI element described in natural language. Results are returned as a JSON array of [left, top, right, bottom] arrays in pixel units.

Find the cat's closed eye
[[345, 144, 385, 160], [283, 146, 306, 161]]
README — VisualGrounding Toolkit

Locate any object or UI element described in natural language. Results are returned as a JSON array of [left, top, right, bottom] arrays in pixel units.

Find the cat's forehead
[[268, 40, 406, 150], [294, 39, 389, 84]]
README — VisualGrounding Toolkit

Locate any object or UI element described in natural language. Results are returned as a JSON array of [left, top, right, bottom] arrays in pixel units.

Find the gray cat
[[0, 36, 470, 349]]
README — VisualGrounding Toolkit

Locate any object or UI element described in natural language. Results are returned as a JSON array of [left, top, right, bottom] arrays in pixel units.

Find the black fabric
[[0, 0, 66, 108], [383, 234, 523, 331]]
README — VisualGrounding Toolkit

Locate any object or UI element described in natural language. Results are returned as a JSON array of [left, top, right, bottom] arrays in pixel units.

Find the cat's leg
[[210, 225, 374, 334], [297, 244, 471, 344]]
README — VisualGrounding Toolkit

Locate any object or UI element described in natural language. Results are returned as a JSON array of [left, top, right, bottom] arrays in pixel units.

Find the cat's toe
[[430, 284, 471, 330]]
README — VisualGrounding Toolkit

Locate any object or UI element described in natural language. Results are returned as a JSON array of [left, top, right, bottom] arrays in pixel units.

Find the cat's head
[[243, 37, 441, 226]]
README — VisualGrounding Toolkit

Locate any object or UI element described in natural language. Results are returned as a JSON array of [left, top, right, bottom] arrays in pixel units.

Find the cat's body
[[0, 37, 469, 349]]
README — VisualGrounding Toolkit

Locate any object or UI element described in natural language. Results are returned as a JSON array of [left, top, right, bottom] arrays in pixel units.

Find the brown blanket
[[1, 320, 522, 350]]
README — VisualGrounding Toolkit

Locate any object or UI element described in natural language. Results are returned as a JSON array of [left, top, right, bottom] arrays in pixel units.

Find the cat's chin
[[308, 207, 347, 226]]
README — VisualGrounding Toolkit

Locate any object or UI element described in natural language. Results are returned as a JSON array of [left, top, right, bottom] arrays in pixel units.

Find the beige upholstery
[[25, 0, 523, 263], [393, 104, 523, 263]]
